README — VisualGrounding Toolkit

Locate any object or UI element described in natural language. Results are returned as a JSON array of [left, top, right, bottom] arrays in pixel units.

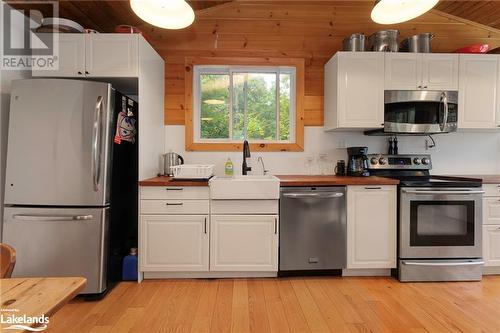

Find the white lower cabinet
[[346, 186, 397, 269], [483, 225, 500, 267], [210, 215, 278, 271], [140, 215, 209, 271]]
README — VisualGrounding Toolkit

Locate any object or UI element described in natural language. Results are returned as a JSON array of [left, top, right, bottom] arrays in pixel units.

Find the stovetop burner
[[366, 154, 482, 188]]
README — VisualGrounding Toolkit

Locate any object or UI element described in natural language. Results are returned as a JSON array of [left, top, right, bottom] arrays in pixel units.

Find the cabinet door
[[210, 215, 278, 271], [385, 53, 420, 90], [140, 215, 208, 271], [483, 197, 500, 225], [483, 225, 500, 266], [337, 52, 384, 128], [85, 34, 138, 77], [32, 34, 85, 77], [458, 55, 500, 129], [347, 186, 397, 269], [422, 54, 458, 90]]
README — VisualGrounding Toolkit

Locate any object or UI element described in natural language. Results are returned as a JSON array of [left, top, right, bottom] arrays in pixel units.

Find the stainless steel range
[[367, 154, 484, 282]]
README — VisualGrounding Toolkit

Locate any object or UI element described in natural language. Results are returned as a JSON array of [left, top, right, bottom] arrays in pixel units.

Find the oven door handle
[[440, 91, 448, 132], [402, 189, 485, 195], [401, 261, 484, 267]]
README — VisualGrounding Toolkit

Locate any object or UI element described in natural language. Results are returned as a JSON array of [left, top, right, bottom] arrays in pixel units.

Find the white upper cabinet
[[458, 54, 500, 129], [324, 52, 385, 130], [384, 53, 421, 90], [32, 34, 139, 78], [385, 53, 458, 90], [422, 54, 459, 90], [32, 34, 85, 77], [85, 34, 138, 77]]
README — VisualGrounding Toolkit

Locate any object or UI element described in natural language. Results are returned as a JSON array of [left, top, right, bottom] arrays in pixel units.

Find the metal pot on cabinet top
[[342, 33, 366, 51], [400, 33, 434, 53], [163, 151, 184, 176], [368, 30, 400, 52]]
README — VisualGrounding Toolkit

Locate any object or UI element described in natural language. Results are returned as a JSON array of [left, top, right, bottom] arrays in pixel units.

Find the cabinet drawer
[[140, 186, 209, 200], [483, 184, 500, 197], [140, 200, 209, 214], [483, 197, 500, 225]]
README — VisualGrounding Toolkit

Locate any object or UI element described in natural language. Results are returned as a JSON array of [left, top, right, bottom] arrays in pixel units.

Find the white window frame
[[193, 65, 296, 144]]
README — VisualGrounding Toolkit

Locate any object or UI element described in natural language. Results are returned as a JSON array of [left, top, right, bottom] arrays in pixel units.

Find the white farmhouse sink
[[209, 175, 280, 199]]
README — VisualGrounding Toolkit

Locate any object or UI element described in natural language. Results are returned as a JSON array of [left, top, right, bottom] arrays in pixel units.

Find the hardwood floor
[[45, 276, 500, 333]]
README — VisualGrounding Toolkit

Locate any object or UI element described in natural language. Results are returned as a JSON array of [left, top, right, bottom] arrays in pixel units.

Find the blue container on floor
[[122, 248, 138, 280]]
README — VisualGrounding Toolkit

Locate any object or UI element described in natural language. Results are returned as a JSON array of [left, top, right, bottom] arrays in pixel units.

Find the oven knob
[[422, 157, 430, 165], [370, 157, 379, 165], [413, 158, 421, 165], [379, 157, 387, 165]]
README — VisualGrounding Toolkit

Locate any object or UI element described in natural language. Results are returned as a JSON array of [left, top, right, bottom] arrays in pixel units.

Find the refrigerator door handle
[[92, 96, 103, 192], [12, 214, 94, 221]]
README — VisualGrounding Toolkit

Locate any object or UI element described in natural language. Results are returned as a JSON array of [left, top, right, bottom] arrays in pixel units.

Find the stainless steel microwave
[[384, 90, 458, 134]]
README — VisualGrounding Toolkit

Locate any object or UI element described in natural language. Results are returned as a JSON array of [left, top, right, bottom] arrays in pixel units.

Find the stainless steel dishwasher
[[279, 186, 346, 273]]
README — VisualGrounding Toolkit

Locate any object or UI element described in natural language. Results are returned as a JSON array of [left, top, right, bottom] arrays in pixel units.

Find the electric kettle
[[163, 151, 184, 176]]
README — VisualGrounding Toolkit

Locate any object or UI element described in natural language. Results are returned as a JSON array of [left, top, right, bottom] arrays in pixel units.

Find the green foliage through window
[[197, 66, 294, 142]]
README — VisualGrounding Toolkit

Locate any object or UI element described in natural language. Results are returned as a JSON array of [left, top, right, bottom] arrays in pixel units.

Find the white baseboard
[[483, 266, 500, 275], [142, 271, 278, 279], [342, 268, 392, 277]]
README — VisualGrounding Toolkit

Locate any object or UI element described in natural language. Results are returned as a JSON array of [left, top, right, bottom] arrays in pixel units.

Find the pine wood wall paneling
[[150, 2, 500, 127]]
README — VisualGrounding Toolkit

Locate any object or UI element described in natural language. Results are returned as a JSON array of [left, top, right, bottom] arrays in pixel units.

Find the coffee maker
[[347, 147, 370, 177]]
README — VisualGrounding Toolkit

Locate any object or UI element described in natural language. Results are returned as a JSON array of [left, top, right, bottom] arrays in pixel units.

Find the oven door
[[384, 90, 458, 134], [400, 187, 483, 259]]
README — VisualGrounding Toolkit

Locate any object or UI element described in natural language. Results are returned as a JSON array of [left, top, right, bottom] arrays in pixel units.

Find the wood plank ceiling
[[9, 1, 500, 126], [436, 1, 500, 30]]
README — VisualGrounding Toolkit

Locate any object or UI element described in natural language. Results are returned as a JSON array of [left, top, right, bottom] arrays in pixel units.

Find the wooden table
[[0, 277, 86, 331]]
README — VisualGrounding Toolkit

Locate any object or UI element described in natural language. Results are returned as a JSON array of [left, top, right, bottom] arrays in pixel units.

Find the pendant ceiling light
[[130, 0, 195, 29], [371, 0, 439, 24]]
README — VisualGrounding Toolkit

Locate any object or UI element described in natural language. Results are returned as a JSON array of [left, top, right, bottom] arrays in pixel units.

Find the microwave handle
[[440, 92, 448, 132]]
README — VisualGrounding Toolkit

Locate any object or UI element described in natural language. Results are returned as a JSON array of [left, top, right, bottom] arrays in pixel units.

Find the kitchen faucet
[[242, 140, 252, 175]]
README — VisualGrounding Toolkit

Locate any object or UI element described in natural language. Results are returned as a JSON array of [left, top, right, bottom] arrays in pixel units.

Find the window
[[194, 66, 295, 142], [185, 57, 304, 152]]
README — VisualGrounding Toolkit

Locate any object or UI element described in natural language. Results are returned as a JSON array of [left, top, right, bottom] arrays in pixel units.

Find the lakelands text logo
[[1, 1, 59, 70], [1, 308, 49, 331]]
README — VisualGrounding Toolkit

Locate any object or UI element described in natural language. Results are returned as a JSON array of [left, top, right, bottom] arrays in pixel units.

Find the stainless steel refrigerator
[[3, 78, 138, 294]]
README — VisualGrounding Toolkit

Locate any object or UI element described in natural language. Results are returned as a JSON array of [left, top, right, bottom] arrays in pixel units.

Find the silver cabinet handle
[[364, 187, 382, 190], [166, 203, 183, 206], [403, 189, 485, 195], [91, 96, 103, 192], [283, 192, 344, 198], [204, 217, 207, 234], [402, 261, 484, 267], [166, 188, 183, 191], [13, 214, 93, 221], [274, 217, 277, 234]]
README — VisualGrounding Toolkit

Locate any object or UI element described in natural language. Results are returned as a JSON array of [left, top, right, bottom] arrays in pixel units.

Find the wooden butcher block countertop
[[140, 175, 400, 187], [139, 176, 209, 186], [276, 175, 399, 186]]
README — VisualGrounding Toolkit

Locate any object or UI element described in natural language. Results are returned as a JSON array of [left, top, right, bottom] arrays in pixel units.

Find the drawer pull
[[166, 188, 183, 191], [364, 187, 382, 190], [166, 203, 183, 206]]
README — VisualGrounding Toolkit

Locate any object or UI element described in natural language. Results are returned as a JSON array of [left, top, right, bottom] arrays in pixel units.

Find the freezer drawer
[[279, 187, 347, 271], [2, 207, 109, 294]]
